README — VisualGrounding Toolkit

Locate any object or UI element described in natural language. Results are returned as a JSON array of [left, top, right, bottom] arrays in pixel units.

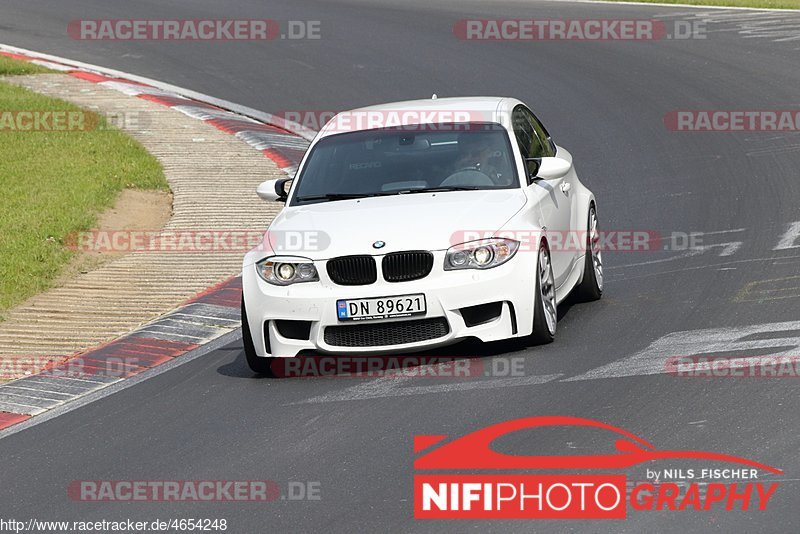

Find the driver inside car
[[449, 132, 511, 186]]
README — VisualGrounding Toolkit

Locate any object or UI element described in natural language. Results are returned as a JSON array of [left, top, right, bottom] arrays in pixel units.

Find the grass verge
[[0, 56, 168, 317], [0, 55, 56, 75], [601, 0, 799, 9]]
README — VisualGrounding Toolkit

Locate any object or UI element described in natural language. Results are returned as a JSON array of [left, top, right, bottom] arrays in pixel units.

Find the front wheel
[[241, 296, 275, 375], [574, 204, 603, 302], [530, 243, 556, 345]]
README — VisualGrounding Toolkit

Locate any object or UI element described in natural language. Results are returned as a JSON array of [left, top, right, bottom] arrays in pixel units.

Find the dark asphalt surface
[[2, 0, 800, 532]]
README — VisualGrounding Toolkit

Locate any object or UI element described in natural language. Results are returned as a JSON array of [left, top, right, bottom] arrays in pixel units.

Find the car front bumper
[[242, 250, 536, 358]]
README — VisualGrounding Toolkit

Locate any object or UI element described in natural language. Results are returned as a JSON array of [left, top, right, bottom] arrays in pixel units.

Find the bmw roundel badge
[[373, 241, 386, 249]]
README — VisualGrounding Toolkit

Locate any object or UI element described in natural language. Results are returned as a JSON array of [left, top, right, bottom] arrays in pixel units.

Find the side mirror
[[526, 156, 571, 182], [256, 178, 291, 202]]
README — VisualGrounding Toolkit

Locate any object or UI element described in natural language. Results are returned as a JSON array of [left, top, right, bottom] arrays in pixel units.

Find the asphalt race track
[[2, 0, 800, 531]]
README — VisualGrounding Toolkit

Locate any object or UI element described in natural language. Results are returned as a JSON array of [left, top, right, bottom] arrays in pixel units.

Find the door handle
[[560, 182, 572, 195]]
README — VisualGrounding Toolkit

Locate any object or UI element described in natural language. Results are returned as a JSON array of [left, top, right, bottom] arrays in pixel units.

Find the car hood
[[267, 189, 527, 259]]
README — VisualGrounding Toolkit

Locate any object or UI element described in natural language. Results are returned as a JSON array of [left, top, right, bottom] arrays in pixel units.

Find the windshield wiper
[[396, 186, 481, 194], [296, 187, 480, 202], [295, 193, 387, 202]]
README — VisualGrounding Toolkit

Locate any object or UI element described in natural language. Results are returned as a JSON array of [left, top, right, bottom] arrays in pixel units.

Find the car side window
[[525, 109, 556, 158], [512, 107, 543, 160], [517, 106, 555, 158]]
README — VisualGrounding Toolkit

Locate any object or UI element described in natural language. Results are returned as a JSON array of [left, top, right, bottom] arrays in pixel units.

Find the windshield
[[290, 123, 518, 205]]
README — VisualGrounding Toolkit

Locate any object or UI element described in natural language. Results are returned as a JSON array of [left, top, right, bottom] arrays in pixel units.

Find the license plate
[[336, 294, 426, 322]]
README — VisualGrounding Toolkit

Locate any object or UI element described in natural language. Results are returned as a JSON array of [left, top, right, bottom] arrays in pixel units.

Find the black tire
[[241, 295, 275, 375], [530, 243, 556, 345], [575, 204, 603, 302]]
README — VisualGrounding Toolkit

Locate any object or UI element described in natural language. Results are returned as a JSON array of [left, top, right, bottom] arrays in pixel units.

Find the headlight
[[256, 257, 319, 285], [444, 238, 519, 270]]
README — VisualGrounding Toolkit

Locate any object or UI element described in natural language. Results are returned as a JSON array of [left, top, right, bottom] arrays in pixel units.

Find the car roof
[[317, 96, 523, 138]]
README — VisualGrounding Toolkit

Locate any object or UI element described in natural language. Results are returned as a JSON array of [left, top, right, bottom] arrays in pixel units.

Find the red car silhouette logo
[[414, 416, 782, 473]]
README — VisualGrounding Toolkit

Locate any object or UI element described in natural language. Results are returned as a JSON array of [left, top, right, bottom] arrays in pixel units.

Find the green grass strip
[[0, 57, 168, 316]]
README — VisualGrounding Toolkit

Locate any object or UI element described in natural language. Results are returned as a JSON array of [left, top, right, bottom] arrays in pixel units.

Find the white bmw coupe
[[241, 97, 602, 373]]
